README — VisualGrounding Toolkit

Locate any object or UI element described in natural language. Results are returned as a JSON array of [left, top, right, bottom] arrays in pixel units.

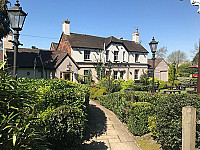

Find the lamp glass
[[149, 37, 158, 53], [7, 7, 27, 31]]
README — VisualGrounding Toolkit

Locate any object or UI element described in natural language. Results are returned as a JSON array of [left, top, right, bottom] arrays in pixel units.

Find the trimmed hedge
[[153, 94, 200, 150], [127, 102, 154, 136], [98, 90, 200, 149]]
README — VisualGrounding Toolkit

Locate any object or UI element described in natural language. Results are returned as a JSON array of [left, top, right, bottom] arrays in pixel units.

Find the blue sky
[[9, 0, 200, 60]]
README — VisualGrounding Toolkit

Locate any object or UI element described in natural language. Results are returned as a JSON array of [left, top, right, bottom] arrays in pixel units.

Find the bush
[[153, 94, 200, 149], [90, 85, 106, 100], [43, 105, 87, 149], [98, 92, 130, 122], [0, 65, 89, 150], [127, 102, 154, 136], [140, 73, 149, 85]]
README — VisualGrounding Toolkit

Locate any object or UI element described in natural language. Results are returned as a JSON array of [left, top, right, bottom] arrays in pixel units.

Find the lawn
[[135, 133, 162, 150]]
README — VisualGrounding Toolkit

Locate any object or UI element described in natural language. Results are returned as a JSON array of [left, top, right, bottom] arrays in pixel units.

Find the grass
[[135, 133, 162, 150]]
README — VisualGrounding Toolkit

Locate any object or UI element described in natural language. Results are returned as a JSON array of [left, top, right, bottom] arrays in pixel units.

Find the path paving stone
[[82, 100, 141, 150]]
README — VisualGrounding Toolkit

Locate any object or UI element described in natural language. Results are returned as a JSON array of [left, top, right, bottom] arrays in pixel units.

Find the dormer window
[[84, 50, 90, 60], [114, 51, 119, 61], [135, 54, 139, 63]]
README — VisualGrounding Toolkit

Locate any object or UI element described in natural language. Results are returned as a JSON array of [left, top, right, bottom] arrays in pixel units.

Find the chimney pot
[[62, 20, 70, 35], [132, 28, 139, 43]]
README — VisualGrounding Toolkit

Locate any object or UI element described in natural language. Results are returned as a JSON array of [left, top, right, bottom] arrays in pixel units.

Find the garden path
[[81, 100, 141, 150]]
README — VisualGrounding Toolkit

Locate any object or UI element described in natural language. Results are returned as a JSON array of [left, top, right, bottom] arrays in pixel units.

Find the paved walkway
[[82, 100, 141, 150]]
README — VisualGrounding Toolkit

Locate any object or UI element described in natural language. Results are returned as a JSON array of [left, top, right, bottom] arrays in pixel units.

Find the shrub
[[153, 94, 200, 149], [127, 102, 154, 136], [90, 85, 106, 100], [140, 73, 149, 85], [43, 105, 87, 149], [0, 67, 89, 150], [120, 79, 135, 91], [98, 92, 130, 122]]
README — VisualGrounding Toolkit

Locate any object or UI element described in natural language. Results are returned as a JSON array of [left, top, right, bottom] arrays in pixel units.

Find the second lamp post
[[149, 37, 158, 93]]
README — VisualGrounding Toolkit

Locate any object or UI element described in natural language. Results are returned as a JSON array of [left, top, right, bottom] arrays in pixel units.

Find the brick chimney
[[132, 28, 139, 43], [62, 20, 70, 35]]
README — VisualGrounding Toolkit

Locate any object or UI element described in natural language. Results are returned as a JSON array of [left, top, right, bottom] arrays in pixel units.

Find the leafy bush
[[140, 73, 149, 85], [153, 94, 200, 149], [98, 77, 124, 93], [0, 63, 89, 150], [43, 105, 87, 149], [90, 85, 106, 100], [127, 102, 154, 136], [120, 79, 135, 91]]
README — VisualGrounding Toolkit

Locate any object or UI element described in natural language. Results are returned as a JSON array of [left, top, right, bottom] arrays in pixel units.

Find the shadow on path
[[82, 103, 108, 149]]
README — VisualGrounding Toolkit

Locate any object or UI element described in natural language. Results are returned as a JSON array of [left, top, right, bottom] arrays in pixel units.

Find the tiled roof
[[148, 58, 165, 68], [50, 42, 59, 50], [65, 33, 148, 53], [5, 48, 75, 69]]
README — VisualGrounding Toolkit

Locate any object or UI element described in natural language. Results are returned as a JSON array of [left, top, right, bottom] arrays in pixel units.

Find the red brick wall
[[57, 34, 71, 56]]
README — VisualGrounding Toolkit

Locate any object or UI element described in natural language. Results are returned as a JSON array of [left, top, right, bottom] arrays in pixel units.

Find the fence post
[[182, 106, 196, 150]]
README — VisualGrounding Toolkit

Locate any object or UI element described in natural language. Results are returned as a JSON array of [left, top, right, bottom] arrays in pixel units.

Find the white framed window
[[135, 54, 139, 62], [114, 51, 119, 61], [84, 50, 90, 60], [134, 70, 139, 80], [114, 71, 118, 80]]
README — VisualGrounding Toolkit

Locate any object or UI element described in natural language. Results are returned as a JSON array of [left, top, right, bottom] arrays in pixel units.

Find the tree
[[155, 46, 168, 59], [168, 63, 178, 83], [192, 43, 199, 64], [31, 46, 38, 49], [0, 0, 10, 41], [166, 50, 188, 65]]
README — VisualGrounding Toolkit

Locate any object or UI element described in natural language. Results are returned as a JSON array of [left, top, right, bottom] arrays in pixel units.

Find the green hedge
[[153, 94, 200, 150], [0, 69, 89, 150], [127, 102, 154, 136], [98, 90, 200, 149]]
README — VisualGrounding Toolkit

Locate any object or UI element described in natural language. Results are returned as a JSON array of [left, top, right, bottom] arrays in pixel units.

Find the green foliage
[[127, 102, 154, 136], [178, 62, 197, 75], [43, 105, 87, 149], [0, 63, 89, 149], [0, 0, 10, 40], [99, 77, 124, 93], [120, 79, 135, 91], [153, 94, 200, 149], [168, 63, 178, 82], [140, 73, 149, 85], [94, 61, 106, 81], [90, 85, 106, 100]]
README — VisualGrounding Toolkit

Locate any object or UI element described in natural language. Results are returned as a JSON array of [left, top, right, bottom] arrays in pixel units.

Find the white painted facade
[[70, 43, 148, 82]]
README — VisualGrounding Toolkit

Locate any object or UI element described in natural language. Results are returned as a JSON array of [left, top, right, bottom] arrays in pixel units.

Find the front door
[[63, 72, 71, 81]]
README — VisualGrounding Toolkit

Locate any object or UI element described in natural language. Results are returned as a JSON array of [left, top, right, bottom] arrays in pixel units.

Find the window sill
[[84, 59, 91, 61]]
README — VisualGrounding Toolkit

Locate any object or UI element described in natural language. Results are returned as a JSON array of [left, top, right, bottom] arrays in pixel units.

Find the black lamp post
[[107, 61, 112, 93], [33, 58, 37, 79], [149, 37, 158, 93], [7, 0, 27, 79], [173, 61, 176, 88]]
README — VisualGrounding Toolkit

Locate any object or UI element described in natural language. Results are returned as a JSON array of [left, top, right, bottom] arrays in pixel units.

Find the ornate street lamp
[[173, 61, 176, 88], [7, 0, 27, 79], [149, 37, 159, 93], [33, 58, 37, 79]]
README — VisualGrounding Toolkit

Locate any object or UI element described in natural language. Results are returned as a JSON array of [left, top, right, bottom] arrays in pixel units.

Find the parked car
[[192, 72, 198, 78]]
